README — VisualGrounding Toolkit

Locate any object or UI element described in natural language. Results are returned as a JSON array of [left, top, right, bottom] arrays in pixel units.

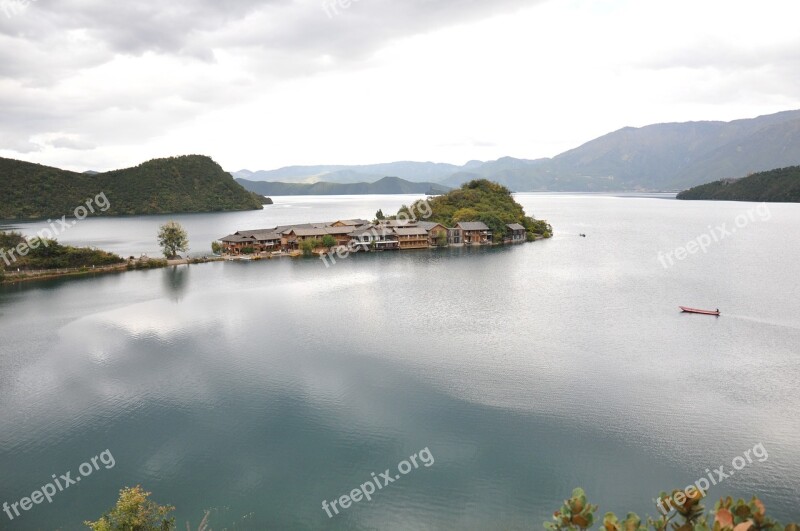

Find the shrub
[[84, 485, 175, 531], [545, 488, 797, 531]]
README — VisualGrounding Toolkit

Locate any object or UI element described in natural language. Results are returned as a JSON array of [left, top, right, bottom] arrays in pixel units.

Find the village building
[[219, 217, 505, 255], [417, 222, 449, 247], [457, 221, 492, 245], [349, 225, 400, 251], [331, 219, 371, 228], [394, 227, 430, 249], [506, 223, 527, 242]]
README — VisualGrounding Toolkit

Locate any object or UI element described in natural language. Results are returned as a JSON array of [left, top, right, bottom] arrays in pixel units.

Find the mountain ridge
[[233, 109, 800, 192], [236, 176, 451, 196]]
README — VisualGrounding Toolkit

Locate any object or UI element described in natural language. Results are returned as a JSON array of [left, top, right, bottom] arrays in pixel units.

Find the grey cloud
[[0, 0, 543, 154], [3, 0, 542, 76], [640, 40, 800, 72], [48, 135, 95, 149]]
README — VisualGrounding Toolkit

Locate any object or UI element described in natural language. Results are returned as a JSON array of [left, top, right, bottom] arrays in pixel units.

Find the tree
[[211, 241, 223, 255], [375, 209, 385, 220], [322, 234, 337, 249], [84, 486, 175, 531], [157, 221, 189, 259], [300, 239, 319, 257], [436, 231, 448, 247]]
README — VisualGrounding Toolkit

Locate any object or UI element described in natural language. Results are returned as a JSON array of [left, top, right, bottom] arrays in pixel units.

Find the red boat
[[680, 306, 720, 316]]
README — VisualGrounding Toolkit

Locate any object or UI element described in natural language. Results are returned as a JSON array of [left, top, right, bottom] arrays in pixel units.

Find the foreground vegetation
[[0, 231, 124, 274], [85, 485, 798, 530], [0, 155, 267, 219], [546, 488, 797, 531], [398, 179, 553, 241], [84, 486, 175, 531], [677, 166, 800, 202]]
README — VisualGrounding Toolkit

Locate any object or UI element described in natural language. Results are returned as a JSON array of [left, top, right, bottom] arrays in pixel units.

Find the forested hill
[[0, 155, 268, 219], [676, 166, 800, 202], [400, 179, 552, 240]]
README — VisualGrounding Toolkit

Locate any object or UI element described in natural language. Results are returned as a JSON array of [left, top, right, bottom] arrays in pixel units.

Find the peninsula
[[677, 166, 800, 202], [0, 155, 269, 219]]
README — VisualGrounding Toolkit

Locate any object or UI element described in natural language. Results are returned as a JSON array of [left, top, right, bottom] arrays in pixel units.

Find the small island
[[677, 166, 800, 202], [218, 179, 553, 257]]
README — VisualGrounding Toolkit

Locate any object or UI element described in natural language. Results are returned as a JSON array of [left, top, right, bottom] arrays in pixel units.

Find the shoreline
[[0, 256, 224, 285]]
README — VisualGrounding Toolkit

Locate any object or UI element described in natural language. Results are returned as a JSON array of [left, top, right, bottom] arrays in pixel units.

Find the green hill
[[676, 166, 800, 202], [0, 155, 268, 219], [399, 179, 552, 240], [236, 176, 450, 196]]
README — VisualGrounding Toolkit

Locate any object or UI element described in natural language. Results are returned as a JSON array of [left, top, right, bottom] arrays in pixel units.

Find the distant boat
[[680, 306, 720, 316]]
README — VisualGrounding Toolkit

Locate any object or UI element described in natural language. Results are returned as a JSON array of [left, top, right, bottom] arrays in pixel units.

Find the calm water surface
[[1, 194, 799, 529]]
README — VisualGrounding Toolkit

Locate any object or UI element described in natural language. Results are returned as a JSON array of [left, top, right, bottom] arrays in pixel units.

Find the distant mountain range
[[236, 176, 451, 196], [0, 155, 266, 219], [677, 166, 800, 202], [232, 110, 800, 192], [233, 162, 463, 186]]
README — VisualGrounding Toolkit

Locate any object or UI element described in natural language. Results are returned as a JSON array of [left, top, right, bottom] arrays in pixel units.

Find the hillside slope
[[441, 110, 800, 191], [676, 166, 800, 202], [0, 155, 267, 219]]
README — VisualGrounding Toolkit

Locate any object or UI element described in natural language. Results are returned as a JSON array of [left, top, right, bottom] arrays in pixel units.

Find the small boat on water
[[680, 306, 720, 316]]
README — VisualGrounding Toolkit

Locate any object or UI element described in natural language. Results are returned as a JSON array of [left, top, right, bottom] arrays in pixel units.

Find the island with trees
[[677, 166, 800, 202], [398, 179, 552, 241], [217, 179, 553, 259]]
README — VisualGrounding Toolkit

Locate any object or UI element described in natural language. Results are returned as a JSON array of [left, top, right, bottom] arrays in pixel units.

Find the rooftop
[[456, 221, 490, 231]]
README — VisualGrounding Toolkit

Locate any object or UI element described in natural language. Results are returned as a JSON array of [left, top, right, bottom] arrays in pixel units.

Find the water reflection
[[163, 265, 189, 301]]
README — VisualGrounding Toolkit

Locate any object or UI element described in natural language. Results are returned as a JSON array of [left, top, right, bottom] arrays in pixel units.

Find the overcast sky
[[1, 0, 799, 172]]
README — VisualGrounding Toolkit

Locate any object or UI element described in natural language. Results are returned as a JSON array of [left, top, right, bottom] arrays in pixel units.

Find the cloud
[[0, 0, 542, 160], [45, 134, 96, 149], [1, 0, 800, 169]]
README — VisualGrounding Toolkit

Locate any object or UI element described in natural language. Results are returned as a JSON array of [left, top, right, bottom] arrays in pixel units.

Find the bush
[[545, 487, 797, 531], [300, 239, 320, 257], [84, 485, 175, 531], [0, 233, 125, 270]]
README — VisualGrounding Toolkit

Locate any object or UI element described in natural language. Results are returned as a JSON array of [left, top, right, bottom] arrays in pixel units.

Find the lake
[[1, 194, 798, 529]]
